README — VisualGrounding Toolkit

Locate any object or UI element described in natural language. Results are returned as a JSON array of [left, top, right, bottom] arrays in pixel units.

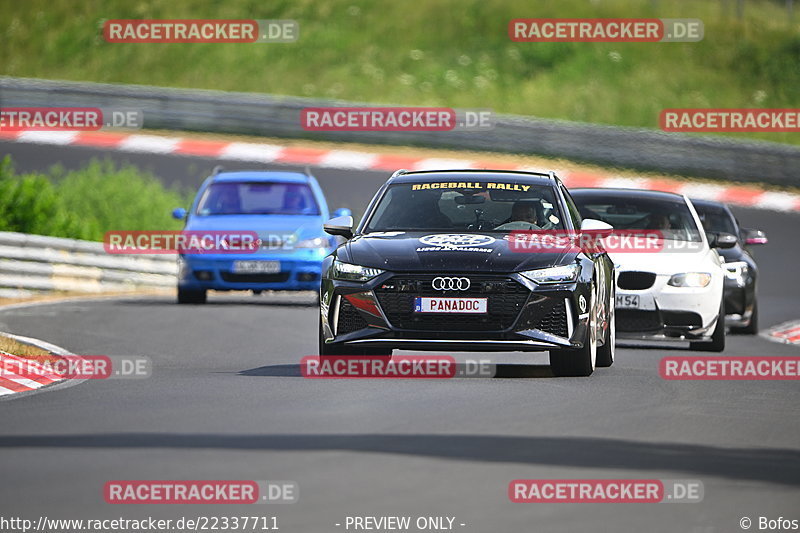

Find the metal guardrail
[[0, 232, 176, 297], [1, 76, 799, 186]]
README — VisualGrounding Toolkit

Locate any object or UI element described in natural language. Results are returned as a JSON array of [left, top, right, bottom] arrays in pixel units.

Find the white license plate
[[414, 297, 487, 314], [232, 260, 281, 274], [615, 294, 640, 308]]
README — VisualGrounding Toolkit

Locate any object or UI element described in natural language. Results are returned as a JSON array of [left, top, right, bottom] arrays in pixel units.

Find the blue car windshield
[[196, 182, 320, 216]]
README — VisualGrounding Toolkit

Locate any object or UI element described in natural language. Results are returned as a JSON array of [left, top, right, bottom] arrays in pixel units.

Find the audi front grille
[[516, 297, 570, 338], [373, 275, 530, 331], [336, 297, 369, 335]]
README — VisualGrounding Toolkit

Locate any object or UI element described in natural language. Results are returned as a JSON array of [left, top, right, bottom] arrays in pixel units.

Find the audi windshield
[[364, 182, 565, 232]]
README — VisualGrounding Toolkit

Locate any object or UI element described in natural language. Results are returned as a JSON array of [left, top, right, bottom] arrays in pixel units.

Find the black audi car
[[318, 169, 616, 377], [690, 198, 767, 334]]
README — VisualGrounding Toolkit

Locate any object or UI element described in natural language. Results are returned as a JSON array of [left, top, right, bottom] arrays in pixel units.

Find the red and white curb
[[0, 331, 75, 399], [763, 320, 800, 346], [0, 350, 65, 395], [2, 129, 799, 212]]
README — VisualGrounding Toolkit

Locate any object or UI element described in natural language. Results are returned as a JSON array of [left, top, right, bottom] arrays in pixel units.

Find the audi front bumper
[[320, 271, 594, 353]]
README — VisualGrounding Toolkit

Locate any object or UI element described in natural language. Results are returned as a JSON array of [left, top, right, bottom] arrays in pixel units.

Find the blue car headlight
[[295, 236, 330, 249], [332, 260, 385, 282], [520, 264, 580, 284]]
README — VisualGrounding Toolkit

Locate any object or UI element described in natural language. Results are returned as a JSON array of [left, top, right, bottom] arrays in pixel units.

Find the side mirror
[[742, 228, 768, 245], [580, 218, 613, 231], [172, 207, 187, 220], [324, 215, 354, 239], [711, 232, 737, 249], [333, 207, 352, 218]]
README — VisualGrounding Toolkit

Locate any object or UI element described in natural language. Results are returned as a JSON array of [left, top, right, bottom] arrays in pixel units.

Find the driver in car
[[494, 200, 543, 230]]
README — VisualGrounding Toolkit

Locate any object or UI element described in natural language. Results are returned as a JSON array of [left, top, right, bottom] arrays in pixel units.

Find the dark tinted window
[[196, 182, 319, 216], [573, 193, 702, 242], [693, 203, 737, 235], [560, 185, 583, 229]]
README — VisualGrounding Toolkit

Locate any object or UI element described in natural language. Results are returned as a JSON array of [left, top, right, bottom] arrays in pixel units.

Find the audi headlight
[[332, 260, 385, 282], [295, 236, 331, 249], [724, 261, 749, 282], [668, 272, 712, 287], [520, 264, 580, 284]]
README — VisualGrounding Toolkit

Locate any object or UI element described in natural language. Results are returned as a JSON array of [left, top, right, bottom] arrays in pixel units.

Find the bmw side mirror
[[324, 215, 354, 239], [333, 207, 352, 217], [712, 232, 737, 249], [172, 207, 187, 220], [742, 228, 768, 245]]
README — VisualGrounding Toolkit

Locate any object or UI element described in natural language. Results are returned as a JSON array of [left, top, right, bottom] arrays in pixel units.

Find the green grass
[[2, 0, 799, 145], [0, 156, 192, 241]]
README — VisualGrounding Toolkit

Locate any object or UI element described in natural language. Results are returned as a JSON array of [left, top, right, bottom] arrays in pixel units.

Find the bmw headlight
[[520, 264, 580, 284], [332, 260, 385, 282], [668, 272, 712, 287]]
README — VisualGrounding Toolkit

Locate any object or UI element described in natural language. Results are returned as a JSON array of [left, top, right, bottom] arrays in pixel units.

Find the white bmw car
[[571, 188, 733, 352]]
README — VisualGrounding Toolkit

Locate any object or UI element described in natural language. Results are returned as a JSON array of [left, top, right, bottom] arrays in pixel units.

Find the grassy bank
[[0, 333, 60, 365], [0, 156, 192, 241], [2, 0, 799, 145]]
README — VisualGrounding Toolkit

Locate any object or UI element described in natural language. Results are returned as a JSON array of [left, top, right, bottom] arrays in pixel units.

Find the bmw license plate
[[232, 260, 281, 274], [414, 297, 487, 314], [615, 294, 640, 308]]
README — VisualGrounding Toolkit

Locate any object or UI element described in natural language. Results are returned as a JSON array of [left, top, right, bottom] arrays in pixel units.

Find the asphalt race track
[[1, 140, 799, 532]]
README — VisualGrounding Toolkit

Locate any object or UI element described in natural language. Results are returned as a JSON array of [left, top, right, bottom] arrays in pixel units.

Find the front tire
[[596, 286, 615, 368], [177, 288, 207, 304], [690, 300, 725, 352], [734, 300, 758, 335]]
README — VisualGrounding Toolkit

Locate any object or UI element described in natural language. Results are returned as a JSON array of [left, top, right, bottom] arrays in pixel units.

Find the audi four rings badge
[[432, 276, 471, 290]]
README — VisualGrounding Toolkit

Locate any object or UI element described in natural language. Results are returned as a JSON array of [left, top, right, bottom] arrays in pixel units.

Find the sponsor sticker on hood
[[417, 234, 495, 253]]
